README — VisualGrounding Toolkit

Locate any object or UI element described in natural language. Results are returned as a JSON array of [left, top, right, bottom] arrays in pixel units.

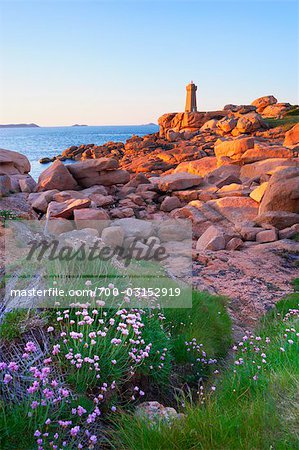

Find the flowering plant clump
[[185, 338, 218, 377], [0, 290, 175, 448], [0, 284, 234, 449], [231, 308, 299, 393]]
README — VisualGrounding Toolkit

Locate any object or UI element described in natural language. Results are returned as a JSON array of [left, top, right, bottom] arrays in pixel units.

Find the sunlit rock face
[[158, 111, 227, 137]]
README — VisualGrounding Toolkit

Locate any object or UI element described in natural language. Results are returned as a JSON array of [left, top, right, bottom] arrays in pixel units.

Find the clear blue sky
[[0, 0, 297, 126]]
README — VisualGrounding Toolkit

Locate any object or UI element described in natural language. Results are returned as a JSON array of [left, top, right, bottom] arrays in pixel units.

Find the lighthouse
[[185, 81, 197, 112]]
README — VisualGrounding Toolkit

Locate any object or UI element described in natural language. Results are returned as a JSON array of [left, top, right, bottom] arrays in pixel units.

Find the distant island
[[0, 123, 40, 128], [72, 124, 88, 127]]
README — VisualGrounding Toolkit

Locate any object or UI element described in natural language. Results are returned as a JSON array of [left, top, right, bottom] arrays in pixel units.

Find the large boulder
[[262, 103, 292, 118], [29, 189, 59, 213], [67, 158, 118, 177], [240, 144, 294, 164], [113, 218, 154, 239], [101, 226, 125, 248], [158, 113, 177, 137], [74, 208, 110, 233], [283, 123, 299, 148], [174, 157, 218, 176], [205, 165, 241, 185], [240, 158, 299, 180], [196, 225, 226, 251], [207, 197, 259, 224], [47, 218, 74, 235], [37, 160, 78, 192], [251, 95, 277, 113], [0, 148, 30, 175], [217, 117, 237, 133], [256, 229, 278, 243], [158, 111, 227, 137], [236, 112, 265, 134], [200, 119, 218, 131], [52, 190, 87, 202], [19, 175, 37, 193], [254, 211, 299, 230], [259, 167, 299, 214], [214, 137, 254, 163], [157, 172, 202, 192], [224, 104, 256, 114], [160, 196, 182, 212], [67, 159, 129, 188], [0, 175, 13, 196], [47, 198, 91, 219]]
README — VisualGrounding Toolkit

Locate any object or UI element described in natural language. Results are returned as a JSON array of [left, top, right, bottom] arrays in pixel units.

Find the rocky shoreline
[[0, 94, 299, 328]]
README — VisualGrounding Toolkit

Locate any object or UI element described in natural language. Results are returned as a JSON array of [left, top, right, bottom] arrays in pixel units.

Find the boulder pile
[[0, 95, 298, 258], [0, 148, 36, 195]]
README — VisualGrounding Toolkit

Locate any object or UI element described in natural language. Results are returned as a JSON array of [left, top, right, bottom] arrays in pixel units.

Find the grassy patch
[[165, 291, 231, 361], [264, 112, 299, 131], [0, 309, 28, 340], [111, 292, 299, 450]]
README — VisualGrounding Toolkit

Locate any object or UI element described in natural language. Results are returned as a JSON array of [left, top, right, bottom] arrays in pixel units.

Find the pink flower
[[111, 406, 116, 412], [70, 426, 80, 437], [0, 362, 7, 370], [52, 344, 60, 355], [24, 341, 37, 353], [89, 435, 97, 444], [77, 405, 87, 416], [4, 374, 12, 384], [8, 362, 19, 372]]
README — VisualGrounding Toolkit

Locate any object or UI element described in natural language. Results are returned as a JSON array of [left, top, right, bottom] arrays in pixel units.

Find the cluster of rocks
[[40, 97, 297, 180], [0, 95, 298, 260], [0, 148, 36, 195], [15, 138, 299, 254], [251, 95, 293, 117]]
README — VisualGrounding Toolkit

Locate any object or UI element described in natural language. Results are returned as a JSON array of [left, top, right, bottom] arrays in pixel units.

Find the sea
[[0, 125, 159, 180]]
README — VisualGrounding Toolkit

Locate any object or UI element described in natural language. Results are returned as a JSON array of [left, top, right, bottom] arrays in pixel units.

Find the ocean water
[[0, 125, 159, 180]]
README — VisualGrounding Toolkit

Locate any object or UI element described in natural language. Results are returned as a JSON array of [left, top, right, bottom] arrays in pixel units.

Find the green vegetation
[[165, 291, 231, 382], [0, 210, 20, 220], [0, 286, 232, 449], [264, 108, 299, 131], [111, 292, 299, 450], [0, 309, 28, 340]]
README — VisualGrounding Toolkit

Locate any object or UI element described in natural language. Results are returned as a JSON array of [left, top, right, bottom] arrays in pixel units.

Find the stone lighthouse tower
[[185, 81, 197, 112]]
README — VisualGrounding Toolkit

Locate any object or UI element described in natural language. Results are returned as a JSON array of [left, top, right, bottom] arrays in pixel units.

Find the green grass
[[264, 111, 299, 131], [0, 401, 37, 450], [110, 292, 299, 450], [164, 291, 232, 384], [0, 309, 28, 340]]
